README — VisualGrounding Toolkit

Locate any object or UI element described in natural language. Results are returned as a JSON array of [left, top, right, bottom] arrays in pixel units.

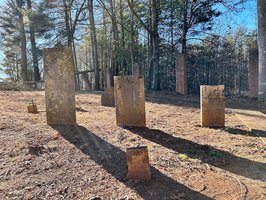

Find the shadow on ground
[[224, 127, 266, 137], [145, 92, 266, 111], [127, 127, 266, 181], [51, 125, 212, 200]]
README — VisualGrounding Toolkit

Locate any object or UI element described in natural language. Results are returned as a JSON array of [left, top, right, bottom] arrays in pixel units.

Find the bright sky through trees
[[0, 0, 258, 80]]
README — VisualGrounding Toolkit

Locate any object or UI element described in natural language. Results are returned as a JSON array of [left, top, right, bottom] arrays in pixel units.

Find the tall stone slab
[[43, 48, 76, 125], [106, 67, 111, 88], [201, 85, 225, 128], [176, 54, 187, 95], [114, 76, 146, 127], [132, 63, 140, 76], [248, 48, 258, 98]]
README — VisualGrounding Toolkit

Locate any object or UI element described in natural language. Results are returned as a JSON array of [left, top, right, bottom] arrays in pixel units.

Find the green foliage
[[187, 27, 255, 95]]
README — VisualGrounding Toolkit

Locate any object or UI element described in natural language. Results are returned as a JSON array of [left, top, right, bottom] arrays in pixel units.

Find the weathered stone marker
[[43, 47, 76, 125], [126, 146, 151, 180], [248, 48, 258, 98], [101, 87, 115, 107], [27, 100, 38, 113], [200, 85, 225, 128], [132, 63, 140, 76], [176, 54, 187, 95], [114, 76, 146, 127]]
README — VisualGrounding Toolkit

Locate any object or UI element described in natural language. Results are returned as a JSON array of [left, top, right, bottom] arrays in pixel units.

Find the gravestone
[[201, 85, 225, 128], [248, 48, 258, 98], [176, 54, 187, 95], [114, 76, 146, 127], [101, 87, 115, 107], [106, 67, 111, 88], [126, 146, 151, 180], [132, 63, 140, 76], [27, 100, 38, 114], [43, 47, 76, 125]]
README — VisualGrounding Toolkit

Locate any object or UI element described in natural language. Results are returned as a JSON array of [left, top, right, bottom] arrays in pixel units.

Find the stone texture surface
[[101, 87, 115, 107], [43, 47, 76, 125], [114, 76, 146, 127], [132, 63, 140, 76], [176, 54, 187, 95], [248, 48, 258, 98], [27, 104, 38, 113], [201, 85, 225, 128], [126, 146, 151, 180]]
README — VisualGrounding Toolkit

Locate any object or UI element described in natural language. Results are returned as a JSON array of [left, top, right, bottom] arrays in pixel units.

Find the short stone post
[[126, 146, 151, 180], [27, 100, 38, 113], [200, 85, 225, 128], [132, 63, 140, 76], [176, 54, 187, 95], [114, 76, 146, 127], [101, 87, 115, 107], [43, 47, 76, 125]]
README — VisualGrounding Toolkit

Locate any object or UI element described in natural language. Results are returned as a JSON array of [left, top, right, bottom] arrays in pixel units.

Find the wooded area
[[1, 1, 266, 199], [0, 0, 261, 95]]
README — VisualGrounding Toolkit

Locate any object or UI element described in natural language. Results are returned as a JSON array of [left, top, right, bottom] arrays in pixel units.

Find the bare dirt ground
[[0, 91, 265, 200]]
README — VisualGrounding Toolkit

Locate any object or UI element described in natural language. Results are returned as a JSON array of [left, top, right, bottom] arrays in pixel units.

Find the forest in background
[[0, 0, 257, 95]]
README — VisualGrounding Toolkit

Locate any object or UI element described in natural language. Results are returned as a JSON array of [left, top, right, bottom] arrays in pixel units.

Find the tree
[[179, 0, 222, 54], [127, 0, 160, 90], [26, 0, 40, 81], [258, 0, 266, 100], [87, 0, 100, 90], [16, 0, 28, 82], [0, 0, 28, 82]]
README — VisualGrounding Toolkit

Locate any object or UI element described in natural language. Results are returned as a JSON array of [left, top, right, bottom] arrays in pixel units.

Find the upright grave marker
[[176, 54, 187, 95], [248, 48, 258, 98], [27, 100, 38, 114], [43, 47, 76, 125], [114, 76, 146, 127], [101, 87, 115, 107], [200, 85, 225, 128], [126, 146, 151, 180], [132, 63, 140, 76]]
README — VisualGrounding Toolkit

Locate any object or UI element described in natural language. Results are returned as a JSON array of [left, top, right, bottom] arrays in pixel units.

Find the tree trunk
[[17, 0, 28, 82], [258, 0, 266, 100], [110, 0, 119, 77], [63, 0, 72, 47], [151, 0, 160, 90], [27, 0, 40, 82], [88, 0, 100, 90], [181, 0, 188, 54]]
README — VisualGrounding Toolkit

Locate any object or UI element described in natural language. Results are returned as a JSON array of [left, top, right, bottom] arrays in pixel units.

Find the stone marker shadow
[[51, 125, 212, 200], [127, 127, 266, 181], [76, 107, 88, 112], [224, 127, 266, 137]]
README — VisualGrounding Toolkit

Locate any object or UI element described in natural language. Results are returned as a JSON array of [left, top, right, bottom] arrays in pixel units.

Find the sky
[[0, 0, 259, 80], [215, 1, 257, 33]]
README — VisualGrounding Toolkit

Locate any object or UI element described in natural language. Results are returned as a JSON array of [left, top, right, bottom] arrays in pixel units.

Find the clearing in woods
[[0, 91, 266, 199]]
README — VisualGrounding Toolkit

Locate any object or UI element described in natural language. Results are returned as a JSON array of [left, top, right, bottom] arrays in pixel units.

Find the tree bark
[[151, 0, 160, 90], [63, 0, 72, 47], [258, 0, 266, 100], [27, 0, 40, 82], [17, 0, 28, 82], [110, 0, 119, 77], [88, 0, 100, 90], [181, 0, 188, 54]]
